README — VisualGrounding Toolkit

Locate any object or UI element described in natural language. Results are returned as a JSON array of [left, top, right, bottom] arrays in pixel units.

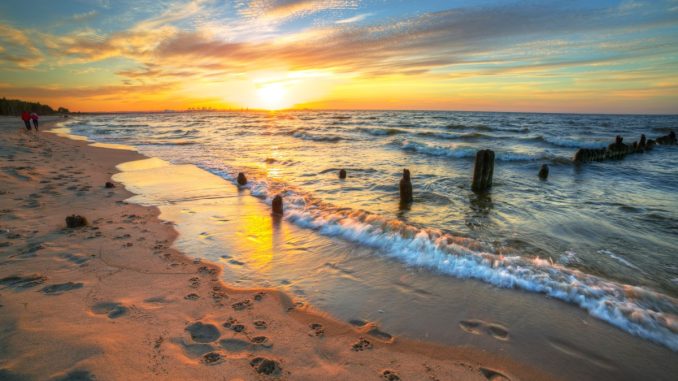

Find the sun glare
[[256, 83, 288, 110]]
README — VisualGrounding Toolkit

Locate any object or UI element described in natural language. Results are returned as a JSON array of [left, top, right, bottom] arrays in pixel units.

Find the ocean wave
[[171, 141, 198, 146], [416, 131, 462, 140], [446, 123, 491, 131], [285, 209, 678, 351], [399, 140, 543, 161], [598, 249, 643, 271], [221, 173, 678, 351], [359, 127, 406, 136], [537, 136, 608, 149], [292, 131, 343, 142]]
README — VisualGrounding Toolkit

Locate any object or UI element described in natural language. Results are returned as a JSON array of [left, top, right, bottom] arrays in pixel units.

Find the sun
[[256, 83, 289, 110]]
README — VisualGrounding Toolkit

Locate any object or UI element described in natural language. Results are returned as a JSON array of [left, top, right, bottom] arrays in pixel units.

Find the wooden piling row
[[250, 130, 674, 214], [574, 131, 675, 163]]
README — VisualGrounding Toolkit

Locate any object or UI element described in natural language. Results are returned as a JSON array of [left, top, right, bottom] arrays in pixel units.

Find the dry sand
[[0, 116, 554, 380]]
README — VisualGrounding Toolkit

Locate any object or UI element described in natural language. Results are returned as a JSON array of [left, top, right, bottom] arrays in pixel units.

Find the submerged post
[[339, 169, 347, 179], [237, 172, 248, 186], [472, 150, 495, 192], [272, 195, 283, 215], [399, 169, 413, 203], [538, 164, 549, 180]]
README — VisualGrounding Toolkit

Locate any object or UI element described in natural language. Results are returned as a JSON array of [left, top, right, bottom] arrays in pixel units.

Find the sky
[[0, 0, 677, 113]]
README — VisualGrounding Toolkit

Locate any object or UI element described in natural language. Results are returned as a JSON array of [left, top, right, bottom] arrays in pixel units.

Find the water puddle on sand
[[113, 157, 677, 381]]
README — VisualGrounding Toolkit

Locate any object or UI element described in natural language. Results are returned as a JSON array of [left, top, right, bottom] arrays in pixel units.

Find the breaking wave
[[537, 135, 608, 149], [399, 140, 545, 161], [214, 166, 678, 351]]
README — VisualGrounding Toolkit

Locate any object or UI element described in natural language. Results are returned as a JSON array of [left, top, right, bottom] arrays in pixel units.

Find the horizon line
[[73, 108, 678, 117]]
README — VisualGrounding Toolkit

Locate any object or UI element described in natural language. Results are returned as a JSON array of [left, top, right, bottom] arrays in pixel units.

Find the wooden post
[[472, 150, 494, 192], [538, 164, 549, 180], [272, 195, 283, 214], [237, 172, 247, 185], [399, 169, 413, 203], [574, 149, 584, 162], [339, 169, 347, 179]]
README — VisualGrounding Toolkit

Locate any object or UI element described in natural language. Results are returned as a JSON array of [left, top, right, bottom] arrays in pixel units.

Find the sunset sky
[[1, 0, 677, 113]]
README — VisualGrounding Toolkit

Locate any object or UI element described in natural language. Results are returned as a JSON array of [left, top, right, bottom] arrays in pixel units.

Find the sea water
[[63, 111, 678, 358]]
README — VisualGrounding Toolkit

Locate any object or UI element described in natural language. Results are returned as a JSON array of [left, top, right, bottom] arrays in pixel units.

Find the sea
[[57, 111, 678, 377]]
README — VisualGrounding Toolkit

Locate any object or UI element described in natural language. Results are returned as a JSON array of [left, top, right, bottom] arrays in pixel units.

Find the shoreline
[[0, 116, 553, 380]]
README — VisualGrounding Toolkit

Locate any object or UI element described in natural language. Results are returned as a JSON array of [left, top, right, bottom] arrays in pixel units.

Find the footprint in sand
[[202, 351, 224, 365], [382, 369, 401, 381], [367, 327, 393, 342], [351, 337, 373, 351], [309, 323, 324, 337], [0, 274, 47, 290], [41, 282, 84, 295], [480, 367, 512, 381], [250, 357, 282, 376], [223, 317, 246, 333], [219, 338, 251, 352], [231, 299, 252, 311], [91, 302, 129, 319], [171, 337, 216, 358], [186, 322, 221, 343], [51, 369, 97, 381], [459, 319, 509, 341], [250, 336, 270, 345], [189, 277, 200, 288], [61, 253, 91, 266]]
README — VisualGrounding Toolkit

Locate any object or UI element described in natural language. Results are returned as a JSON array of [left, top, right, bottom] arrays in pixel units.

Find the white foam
[[283, 207, 678, 350], [542, 136, 608, 149], [399, 140, 544, 161], [292, 131, 343, 142], [598, 249, 643, 271]]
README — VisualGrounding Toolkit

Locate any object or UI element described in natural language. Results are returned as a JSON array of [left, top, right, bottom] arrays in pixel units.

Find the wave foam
[[284, 208, 678, 351], [292, 131, 343, 142], [399, 140, 543, 161], [539, 136, 608, 149]]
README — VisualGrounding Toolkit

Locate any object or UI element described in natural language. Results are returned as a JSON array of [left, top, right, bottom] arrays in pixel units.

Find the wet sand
[[0, 116, 554, 380]]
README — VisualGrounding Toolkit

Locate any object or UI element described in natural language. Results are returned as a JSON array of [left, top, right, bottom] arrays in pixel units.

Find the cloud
[[2, 0, 678, 112], [241, 0, 359, 21], [3, 81, 177, 99], [335, 12, 371, 24], [71, 10, 98, 22], [107, 2, 677, 81], [0, 24, 43, 69]]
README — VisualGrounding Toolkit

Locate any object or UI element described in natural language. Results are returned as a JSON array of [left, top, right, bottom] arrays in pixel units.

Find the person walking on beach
[[21, 111, 32, 131], [30, 112, 39, 131]]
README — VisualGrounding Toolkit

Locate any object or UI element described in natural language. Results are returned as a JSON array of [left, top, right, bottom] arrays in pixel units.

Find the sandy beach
[[0, 116, 557, 380]]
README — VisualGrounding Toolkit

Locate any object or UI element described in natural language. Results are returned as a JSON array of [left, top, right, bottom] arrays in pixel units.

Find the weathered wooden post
[[639, 134, 646, 150], [471, 149, 495, 192], [339, 169, 347, 179], [272, 195, 283, 214], [399, 169, 413, 203], [574, 149, 584, 163], [538, 164, 549, 180], [237, 172, 247, 185]]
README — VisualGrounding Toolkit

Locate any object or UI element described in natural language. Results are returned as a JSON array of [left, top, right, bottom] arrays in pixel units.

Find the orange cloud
[[0, 24, 43, 69]]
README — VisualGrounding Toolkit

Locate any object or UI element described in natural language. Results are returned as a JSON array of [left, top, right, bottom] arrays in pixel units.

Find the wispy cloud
[[0, 24, 43, 69], [240, 0, 359, 21], [335, 12, 371, 24]]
